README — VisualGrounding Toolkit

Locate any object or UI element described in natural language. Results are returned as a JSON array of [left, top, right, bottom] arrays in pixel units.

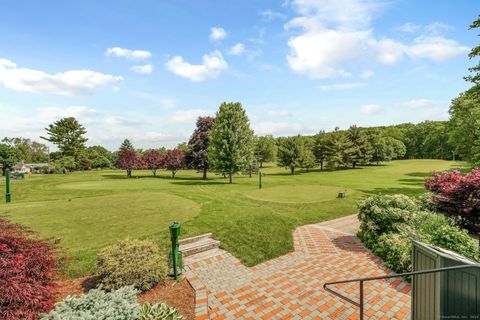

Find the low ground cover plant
[[42, 287, 184, 320], [0, 217, 60, 320], [42, 286, 139, 320], [96, 238, 168, 291], [357, 194, 479, 273]]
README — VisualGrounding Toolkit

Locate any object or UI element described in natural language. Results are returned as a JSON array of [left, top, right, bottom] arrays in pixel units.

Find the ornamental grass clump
[[139, 302, 185, 320], [97, 239, 168, 291]]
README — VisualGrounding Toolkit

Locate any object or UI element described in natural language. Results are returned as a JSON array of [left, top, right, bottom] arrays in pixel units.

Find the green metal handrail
[[323, 264, 480, 320]]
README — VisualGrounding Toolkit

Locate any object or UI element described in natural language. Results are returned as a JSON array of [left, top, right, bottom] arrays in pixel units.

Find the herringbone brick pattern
[[184, 215, 411, 319]]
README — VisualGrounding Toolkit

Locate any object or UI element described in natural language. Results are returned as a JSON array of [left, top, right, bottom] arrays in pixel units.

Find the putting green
[[246, 185, 355, 203], [3, 192, 200, 252]]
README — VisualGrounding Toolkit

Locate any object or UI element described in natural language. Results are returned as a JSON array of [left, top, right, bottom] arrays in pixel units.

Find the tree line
[[0, 112, 464, 178]]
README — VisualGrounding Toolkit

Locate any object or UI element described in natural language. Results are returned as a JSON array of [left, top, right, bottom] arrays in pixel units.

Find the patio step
[[180, 233, 220, 257]]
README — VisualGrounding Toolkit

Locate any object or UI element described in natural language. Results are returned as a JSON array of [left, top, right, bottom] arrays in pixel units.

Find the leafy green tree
[[86, 145, 113, 169], [2, 137, 49, 163], [465, 15, 480, 84], [0, 143, 19, 174], [313, 131, 329, 170], [277, 135, 305, 174], [41, 117, 87, 164], [449, 87, 480, 162], [54, 156, 76, 173], [186, 116, 215, 179], [208, 102, 254, 183], [346, 125, 373, 168], [254, 135, 277, 168], [176, 142, 189, 153], [300, 148, 316, 172]]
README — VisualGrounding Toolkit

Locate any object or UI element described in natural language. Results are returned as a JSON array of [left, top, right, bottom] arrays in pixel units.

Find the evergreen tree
[[326, 130, 353, 169], [346, 125, 373, 168], [208, 102, 254, 183], [120, 139, 134, 151], [41, 117, 87, 163]]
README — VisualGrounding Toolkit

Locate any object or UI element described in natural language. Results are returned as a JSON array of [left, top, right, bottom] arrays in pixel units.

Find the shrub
[[41, 286, 139, 320], [139, 302, 185, 320], [357, 194, 417, 247], [425, 168, 480, 232], [413, 212, 479, 261], [97, 239, 168, 291], [0, 217, 60, 320], [357, 194, 480, 274], [375, 233, 412, 273]]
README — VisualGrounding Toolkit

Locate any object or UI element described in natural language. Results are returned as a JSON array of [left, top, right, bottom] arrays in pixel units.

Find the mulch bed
[[54, 275, 195, 320]]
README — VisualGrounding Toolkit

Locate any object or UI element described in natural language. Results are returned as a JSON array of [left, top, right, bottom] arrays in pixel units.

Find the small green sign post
[[5, 168, 11, 203], [169, 222, 181, 281]]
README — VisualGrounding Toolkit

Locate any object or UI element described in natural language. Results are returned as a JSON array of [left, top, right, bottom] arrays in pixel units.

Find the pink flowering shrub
[[425, 168, 480, 232]]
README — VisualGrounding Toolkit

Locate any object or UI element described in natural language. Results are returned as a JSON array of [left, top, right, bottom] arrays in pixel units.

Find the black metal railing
[[323, 264, 480, 320]]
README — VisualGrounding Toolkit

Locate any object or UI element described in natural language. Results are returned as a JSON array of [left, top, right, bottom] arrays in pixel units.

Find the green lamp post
[[169, 222, 181, 281], [5, 168, 11, 203]]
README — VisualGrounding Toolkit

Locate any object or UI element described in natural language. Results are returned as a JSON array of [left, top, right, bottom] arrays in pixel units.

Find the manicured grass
[[0, 160, 464, 277]]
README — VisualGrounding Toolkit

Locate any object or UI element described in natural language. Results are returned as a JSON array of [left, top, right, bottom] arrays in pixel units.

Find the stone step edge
[[179, 233, 213, 245], [181, 240, 220, 257]]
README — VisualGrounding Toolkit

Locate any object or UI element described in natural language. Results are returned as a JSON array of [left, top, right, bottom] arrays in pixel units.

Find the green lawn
[[0, 160, 464, 277]]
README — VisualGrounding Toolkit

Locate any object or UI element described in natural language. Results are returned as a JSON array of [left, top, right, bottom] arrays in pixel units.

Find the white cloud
[[165, 50, 228, 81], [405, 36, 469, 62], [170, 109, 211, 124], [105, 47, 152, 60], [260, 9, 287, 21], [209, 27, 227, 41], [318, 82, 365, 91], [285, 0, 469, 78], [130, 64, 153, 74], [360, 104, 381, 114], [38, 106, 98, 124], [425, 22, 454, 35], [395, 99, 438, 108], [0, 58, 122, 96], [398, 22, 421, 33], [228, 43, 246, 56], [267, 110, 290, 117], [253, 121, 302, 135]]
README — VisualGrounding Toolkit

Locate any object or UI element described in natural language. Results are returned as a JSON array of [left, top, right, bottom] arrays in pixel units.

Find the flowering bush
[[0, 218, 60, 320], [425, 168, 480, 232]]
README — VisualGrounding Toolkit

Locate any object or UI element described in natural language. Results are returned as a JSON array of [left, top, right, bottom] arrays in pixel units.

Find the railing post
[[359, 280, 364, 320]]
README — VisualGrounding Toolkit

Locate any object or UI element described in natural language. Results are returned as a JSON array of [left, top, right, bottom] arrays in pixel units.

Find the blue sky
[[0, 0, 479, 150]]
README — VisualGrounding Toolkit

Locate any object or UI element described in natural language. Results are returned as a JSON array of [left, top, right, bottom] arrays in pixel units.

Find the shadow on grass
[[398, 178, 425, 186], [170, 180, 229, 186], [405, 171, 434, 178], [360, 187, 425, 197]]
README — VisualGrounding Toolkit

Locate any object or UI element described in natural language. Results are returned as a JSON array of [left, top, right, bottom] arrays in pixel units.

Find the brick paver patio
[[184, 215, 411, 319]]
